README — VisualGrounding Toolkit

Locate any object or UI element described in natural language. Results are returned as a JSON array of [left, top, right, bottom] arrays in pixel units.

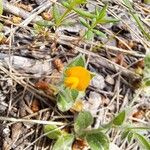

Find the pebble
[[84, 91, 102, 115], [90, 74, 105, 89]]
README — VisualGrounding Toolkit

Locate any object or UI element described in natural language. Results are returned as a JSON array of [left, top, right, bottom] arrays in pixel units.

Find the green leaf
[[57, 89, 74, 112], [92, 29, 106, 38], [74, 8, 94, 19], [67, 54, 86, 68], [71, 89, 79, 100], [131, 13, 150, 40], [61, 1, 70, 9], [36, 20, 54, 27], [44, 125, 62, 139], [86, 30, 94, 40], [121, 130, 130, 140], [97, 4, 108, 21], [123, 0, 150, 40], [127, 132, 133, 143], [69, 0, 86, 8], [98, 17, 119, 24], [74, 111, 93, 133], [123, 0, 133, 10], [86, 132, 109, 150], [53, 134, 74, 150], [53, 4, 61, 24], [143, 53, 150, 86], [134, 133, 150, 150], [113, 110, 126, 126], [79, 17, 90, 28], [0, 0, 3, 15]]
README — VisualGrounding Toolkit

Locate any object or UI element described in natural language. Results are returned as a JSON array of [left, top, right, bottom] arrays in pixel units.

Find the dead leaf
[[134, 60, 144, 69], [11, 123, 22, 141], [11, 16, 22, 24], [35, 80, 58, 96], [42, 12, 53, 21], [117, 38, 129, 49], [31, 99, 41, 112], [0, 34, 8, 44], [71, 100, 83, 112], [132, 110, 145, 120], [16, 3, 33, 11], [35, 80, 49, 90], [53, 58, 64, 72], [72, 139, 88, 150], [134, 67, 143, 75], [113, 53, 128, 67]]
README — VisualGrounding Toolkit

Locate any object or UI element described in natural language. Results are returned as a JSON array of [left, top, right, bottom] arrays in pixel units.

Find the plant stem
[[56, 9, 71, 27]]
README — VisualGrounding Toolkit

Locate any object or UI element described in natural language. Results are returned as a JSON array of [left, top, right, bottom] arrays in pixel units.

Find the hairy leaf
[[53, 134, 74, 150], [44, 125, 62, 139], [67, 54, 86, 68], [74, 111, 93, 133], [86, 132, 109, 150], [57, 89, 74, 112]]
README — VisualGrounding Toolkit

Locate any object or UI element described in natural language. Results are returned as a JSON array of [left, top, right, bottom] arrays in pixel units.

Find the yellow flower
[[64, 66, 91, 91]]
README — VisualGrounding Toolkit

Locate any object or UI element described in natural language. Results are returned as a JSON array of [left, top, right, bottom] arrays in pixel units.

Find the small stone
[[88, 92, 102, 109], [105, 75, 115, 85], [90, 74, 105, 89], [3, 127, 10, 136], [83, 92, 102, 115]]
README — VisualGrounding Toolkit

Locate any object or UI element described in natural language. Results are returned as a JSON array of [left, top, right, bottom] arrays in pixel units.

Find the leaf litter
[[0, 0, 150, 150]]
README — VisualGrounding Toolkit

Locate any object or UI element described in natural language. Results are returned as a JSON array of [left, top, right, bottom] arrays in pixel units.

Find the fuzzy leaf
[[86, 132, 109, 150], [67, 54, 86, 68], [53, 134, 74, 150], [113, 110, 126, 126], [57, 89, 74, 112], [71, 89, 79, 100], [74, 111, 93, 133], [44, 125, 62, 139]]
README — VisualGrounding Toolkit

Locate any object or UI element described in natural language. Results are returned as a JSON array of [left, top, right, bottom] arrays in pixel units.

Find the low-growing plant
[[34, 0, 118, 40], [43, 54, 150, 150]]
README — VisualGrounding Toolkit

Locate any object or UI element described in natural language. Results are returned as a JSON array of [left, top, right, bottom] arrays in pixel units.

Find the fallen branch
[[0, 53, 52, 75]]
